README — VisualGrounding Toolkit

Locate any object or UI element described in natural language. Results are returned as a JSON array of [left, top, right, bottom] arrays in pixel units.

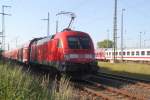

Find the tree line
[[97, 39, 113, 48]]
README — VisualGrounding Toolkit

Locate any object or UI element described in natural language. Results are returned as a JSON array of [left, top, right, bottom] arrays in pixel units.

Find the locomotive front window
[[68, 36, 91, 49], [68, 37, 80, 49], [79, 37, 91, 49]]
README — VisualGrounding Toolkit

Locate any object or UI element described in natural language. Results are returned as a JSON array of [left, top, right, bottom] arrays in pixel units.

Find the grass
[[99, 62, 150, 80], [0, 61, 75, 100]]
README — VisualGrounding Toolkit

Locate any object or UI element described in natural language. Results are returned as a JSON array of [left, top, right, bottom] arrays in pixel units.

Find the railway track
[[86, 72, 150, 99], [97, 72, 150, 83], [96, 72, 150, 90], [76, 79, 147, 100]]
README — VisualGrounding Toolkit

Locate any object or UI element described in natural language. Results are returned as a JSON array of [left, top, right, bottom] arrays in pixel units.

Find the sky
[[0, 0, 150, 50]]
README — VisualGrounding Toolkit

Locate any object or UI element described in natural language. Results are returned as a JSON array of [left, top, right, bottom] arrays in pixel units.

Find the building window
[[141, 51, 145, 55]]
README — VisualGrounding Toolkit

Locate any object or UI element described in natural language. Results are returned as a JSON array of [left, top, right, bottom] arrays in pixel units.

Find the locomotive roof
[[36, 35, 55, 45], [56, 29, 90, 37], [20, 29, 90, 48]]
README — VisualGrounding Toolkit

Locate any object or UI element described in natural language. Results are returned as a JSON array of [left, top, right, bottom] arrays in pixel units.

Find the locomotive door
[[20, 48, 23, 62], [30, 41, 38, 63], [17, 48, 23, 62], [34, 42, 38, 62]]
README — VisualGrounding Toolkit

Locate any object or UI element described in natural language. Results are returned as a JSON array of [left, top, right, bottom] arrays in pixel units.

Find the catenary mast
[[113, 0, 117, 62]]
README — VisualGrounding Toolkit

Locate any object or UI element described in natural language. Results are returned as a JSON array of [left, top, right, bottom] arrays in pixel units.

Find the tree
[[97, 39, 113, 48]]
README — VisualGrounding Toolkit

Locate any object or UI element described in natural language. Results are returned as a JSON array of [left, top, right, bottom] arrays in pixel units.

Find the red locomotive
[[2, 28, 98, 75]]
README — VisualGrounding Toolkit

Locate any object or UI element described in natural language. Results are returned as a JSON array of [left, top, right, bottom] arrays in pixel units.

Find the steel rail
[[97, 72, 150, 83], [82, 80, 145, 100], [96, 72, 150, 89]]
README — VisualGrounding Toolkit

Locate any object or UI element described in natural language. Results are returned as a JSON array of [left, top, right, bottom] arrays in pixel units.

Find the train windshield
[[68, 36, 91, 49]]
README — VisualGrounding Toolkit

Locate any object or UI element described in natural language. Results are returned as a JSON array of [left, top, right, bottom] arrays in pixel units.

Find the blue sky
[[0, 0, 150, 49]]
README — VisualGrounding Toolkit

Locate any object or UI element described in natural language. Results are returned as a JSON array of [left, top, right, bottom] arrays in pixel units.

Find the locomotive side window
[[147, 51, 150, 55], [68, 36, 91, 49], [141, 51, 145, 55], [57, 39, 62, 48]]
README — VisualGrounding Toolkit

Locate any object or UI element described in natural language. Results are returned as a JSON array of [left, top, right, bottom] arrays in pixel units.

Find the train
[[2, 28, 98, 76], [95, 48, 150, 62]]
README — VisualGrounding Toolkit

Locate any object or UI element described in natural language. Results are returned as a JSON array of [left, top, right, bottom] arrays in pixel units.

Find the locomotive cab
[[56, 29, 98, 74]]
